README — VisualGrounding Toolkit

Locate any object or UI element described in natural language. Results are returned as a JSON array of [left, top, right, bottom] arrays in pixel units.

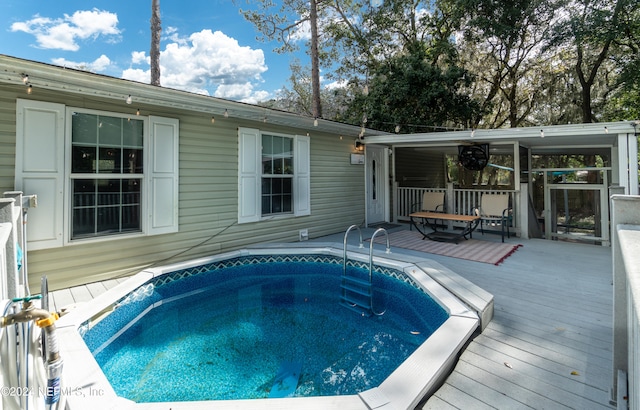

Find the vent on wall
[[458, 144, 489, 171]]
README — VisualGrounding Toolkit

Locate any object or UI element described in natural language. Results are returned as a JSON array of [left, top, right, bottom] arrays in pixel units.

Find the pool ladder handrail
[[340, 225, 388, 316], [369, 228, 389, 316]]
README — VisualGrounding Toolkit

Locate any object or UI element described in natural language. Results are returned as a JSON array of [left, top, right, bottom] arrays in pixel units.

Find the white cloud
[[51, 55, 112, 72], [10, 9, 121, 51], [131, 51, 148, 65], [122, 29, 271, 102]]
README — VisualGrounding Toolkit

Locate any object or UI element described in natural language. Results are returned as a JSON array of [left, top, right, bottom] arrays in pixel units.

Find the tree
[[238, 0, 323, 118], [150, 0, 161, 86], [339, 42, 480, 132], [451, 0, 560, 127], [550, 0, 633, 123]]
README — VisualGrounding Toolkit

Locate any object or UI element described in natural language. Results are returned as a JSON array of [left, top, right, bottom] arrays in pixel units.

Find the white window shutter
[[147, 116, 179, 235], [294, 134, 311, 216], [15, 99, 65, 250], [238, 128, 261, 223]]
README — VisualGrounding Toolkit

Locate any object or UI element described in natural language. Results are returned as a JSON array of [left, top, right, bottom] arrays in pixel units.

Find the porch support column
[[617, 133, 639, 195]]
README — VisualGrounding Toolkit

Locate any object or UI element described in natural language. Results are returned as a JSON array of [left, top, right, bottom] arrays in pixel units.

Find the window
[[261, 134, 293, 215], [238, 128, 310, 223], [15, 99, 179, 250], [70, 112, 144, 239]]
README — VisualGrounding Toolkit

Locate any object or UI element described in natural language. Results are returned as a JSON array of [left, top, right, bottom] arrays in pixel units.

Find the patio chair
[[412, 191, 446, 214], [475, 193, 512, 242], [410, 191, 446, 232]]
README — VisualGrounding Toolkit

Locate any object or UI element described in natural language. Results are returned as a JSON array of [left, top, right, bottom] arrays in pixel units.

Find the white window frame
[[238, 127, 310, 223], [15, 99, 179, 250], [65, 108, 146, 242]]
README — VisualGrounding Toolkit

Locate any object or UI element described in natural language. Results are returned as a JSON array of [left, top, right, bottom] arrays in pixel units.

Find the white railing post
[[0, 198, 19, 300], [611, 194, 640, 409]]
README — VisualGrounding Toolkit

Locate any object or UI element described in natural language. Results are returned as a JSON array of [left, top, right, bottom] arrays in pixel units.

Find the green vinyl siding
[[0, 82, 364, 291]]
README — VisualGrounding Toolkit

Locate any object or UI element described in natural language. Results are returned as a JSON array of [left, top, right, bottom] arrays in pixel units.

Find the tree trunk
[[309, 0, 322, 118], [150, 0, 162, 86]]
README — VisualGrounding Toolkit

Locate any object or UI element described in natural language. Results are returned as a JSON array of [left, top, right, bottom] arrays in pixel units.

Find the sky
[[0, 1, 308, 103]]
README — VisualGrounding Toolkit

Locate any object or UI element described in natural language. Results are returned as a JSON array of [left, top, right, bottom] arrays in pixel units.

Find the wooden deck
[[48, 228, 614, 409]]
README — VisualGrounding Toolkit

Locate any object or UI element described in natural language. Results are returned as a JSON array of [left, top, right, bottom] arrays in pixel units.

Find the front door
[[366, 145, 388, 225]]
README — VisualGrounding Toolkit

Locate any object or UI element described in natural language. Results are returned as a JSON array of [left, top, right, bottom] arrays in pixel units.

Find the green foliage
[[339, 42, 480, 132]]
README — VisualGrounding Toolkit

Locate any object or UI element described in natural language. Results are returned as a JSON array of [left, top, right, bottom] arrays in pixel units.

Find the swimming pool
[[56, 245, 480, 410]]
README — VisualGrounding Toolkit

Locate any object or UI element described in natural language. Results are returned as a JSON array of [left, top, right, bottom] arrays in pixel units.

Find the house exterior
[[0, 55, 381, 291], [363, 122, 639, 245]]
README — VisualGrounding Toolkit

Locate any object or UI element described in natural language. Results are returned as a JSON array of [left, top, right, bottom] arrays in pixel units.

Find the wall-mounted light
[[211, 116, 215, 124], [22, 74, 29, 84], [540, 129, 545, 138], [395, 125, 400, 133], [223, 109, 229, 118], [27, 84, 33, 95], [604, 126, 609, 134], [136, 108, 140, 116], [470, 129, 475, 138], [313, 117, 318, 127], [125, 95, 132, 104], [354, 140, 364, 152]]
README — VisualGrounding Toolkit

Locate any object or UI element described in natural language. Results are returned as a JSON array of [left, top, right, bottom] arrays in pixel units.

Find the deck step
[[339, 300, 372, 317], [340, 281, 372, 297]]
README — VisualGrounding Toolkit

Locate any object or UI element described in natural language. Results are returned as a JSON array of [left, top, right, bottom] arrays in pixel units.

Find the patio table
[[409, 211, 480, 243]]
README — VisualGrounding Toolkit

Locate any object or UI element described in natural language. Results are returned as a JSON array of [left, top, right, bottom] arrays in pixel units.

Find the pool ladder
[[340, 225, 389, 316]]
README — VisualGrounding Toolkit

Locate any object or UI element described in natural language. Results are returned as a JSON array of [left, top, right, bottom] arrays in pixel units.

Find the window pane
[[272, 178, 282, 194], [262, 158, 273, 174], [71, 113, 98, 144], [98, 147, 121, 173], [123, 119, 144, 147], [98, 180, 121, 206], [283, 178, 292, 194], [97, 206, 120, 234], [283, 194, 292, 213], [284, 157, 293, 174], [72, 146, 97, 173], [99, 116, 123, 146], [72, 208, 95, 238], [262, 135, 273, 155], [122, 204, 140, 230], [73, 180, 95, 207], [261, 195, 271, 215], [123, 149, 143, 174], [122, 179, 141, 204]]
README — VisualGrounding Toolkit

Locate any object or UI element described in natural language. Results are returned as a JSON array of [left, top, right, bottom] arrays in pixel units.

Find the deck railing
[[395, 186, 518, 231], [611, 195, 640, 410], [0, 192, 24, 300]]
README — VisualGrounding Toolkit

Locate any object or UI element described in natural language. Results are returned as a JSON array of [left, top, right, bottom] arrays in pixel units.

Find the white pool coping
[[56, 244, 482, 410]]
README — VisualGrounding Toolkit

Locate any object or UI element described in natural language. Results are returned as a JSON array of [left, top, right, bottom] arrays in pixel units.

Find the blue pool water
[[83, 255, 448, 402]]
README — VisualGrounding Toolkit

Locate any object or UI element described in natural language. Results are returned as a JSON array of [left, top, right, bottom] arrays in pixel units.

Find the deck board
[[48, 229, 615, 409]]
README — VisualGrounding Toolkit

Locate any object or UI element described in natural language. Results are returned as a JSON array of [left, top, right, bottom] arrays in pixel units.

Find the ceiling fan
[[458, 144, 489, 171]]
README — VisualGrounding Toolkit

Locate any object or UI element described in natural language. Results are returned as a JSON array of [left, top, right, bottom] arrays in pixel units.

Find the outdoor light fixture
[[223, 109, 229, 118], [540, 129, 545, 138], [136, 108, 140, 116], [211, 116, 215, 124], [313, 117, 318, 127], [470, 129, 475, 138], [27, 84, 32, 95], [21, 74, 29, 84], [395, 125, 401, 133], [354, 140, 364, 151], [126, 95, 132, 104]]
